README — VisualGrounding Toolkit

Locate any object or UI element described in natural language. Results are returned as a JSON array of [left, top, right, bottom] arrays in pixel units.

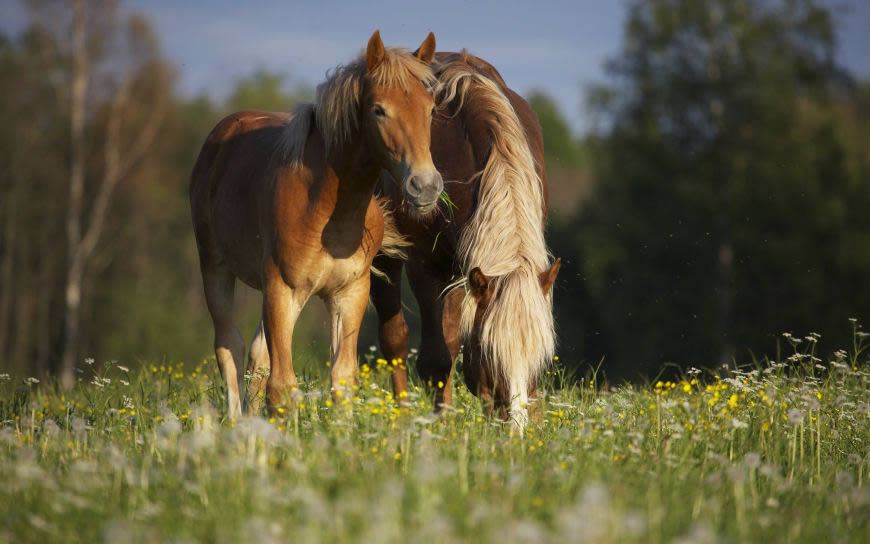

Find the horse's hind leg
[[201, 264, 245, 419], [245, 317, 270, 415], [370, 255, 410, 399]]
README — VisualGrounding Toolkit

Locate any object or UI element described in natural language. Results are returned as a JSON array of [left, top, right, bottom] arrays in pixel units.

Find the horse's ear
[[539, 258, 561, 296], [366, 30, 385, 72], [414, 32, 436, 65], [468, 267, 492, 302]]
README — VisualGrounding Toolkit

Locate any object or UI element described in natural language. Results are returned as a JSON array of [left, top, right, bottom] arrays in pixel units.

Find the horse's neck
[[321, 139, 380, 225]]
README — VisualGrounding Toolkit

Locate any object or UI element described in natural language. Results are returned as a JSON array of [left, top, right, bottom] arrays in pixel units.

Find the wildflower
[[730, 418, 748, 429], [787, 408, 804, 425], [727, 394, 738, 409]]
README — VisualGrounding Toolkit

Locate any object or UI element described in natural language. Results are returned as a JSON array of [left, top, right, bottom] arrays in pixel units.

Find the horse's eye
[[373, 105, 386, 118]]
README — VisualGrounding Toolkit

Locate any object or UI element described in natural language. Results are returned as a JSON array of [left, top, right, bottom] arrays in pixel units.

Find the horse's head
[[363, 31, 443, 216], [462, 258, 561, 421]]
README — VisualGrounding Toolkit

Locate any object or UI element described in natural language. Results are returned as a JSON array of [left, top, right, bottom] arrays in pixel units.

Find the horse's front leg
[[263, 261, 303, 416], [407, 259, 456, 412], [326, 274, 370, 404]]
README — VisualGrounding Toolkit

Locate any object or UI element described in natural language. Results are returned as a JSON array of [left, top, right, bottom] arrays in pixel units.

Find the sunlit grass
[[1, 324, 868, 543]]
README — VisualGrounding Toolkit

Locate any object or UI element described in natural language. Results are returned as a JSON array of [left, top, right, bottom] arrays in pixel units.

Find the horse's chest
[[278, 241, 370, 295], [322, 250, 369, 288]]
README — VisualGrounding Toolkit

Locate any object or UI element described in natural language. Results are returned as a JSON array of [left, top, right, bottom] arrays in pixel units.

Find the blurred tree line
[[0, 0, 315, 380], [545, 0, 870, 379], [1, 0, 867, 382]]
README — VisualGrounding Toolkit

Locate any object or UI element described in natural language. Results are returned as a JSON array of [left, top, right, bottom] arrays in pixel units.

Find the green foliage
[[1, 328, 868, 542], [226, 69, 312, 113], [552, 0, 870, 378], [528, 91, 585, 168]]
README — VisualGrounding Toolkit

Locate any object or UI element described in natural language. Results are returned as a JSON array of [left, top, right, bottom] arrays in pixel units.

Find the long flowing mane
[[437, 55, 555, 416], [282, 48, 437, 163]]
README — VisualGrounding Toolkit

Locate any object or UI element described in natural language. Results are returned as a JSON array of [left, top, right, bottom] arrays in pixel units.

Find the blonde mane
[[437, 56, 554, 425], [282, 47, 437, 163]]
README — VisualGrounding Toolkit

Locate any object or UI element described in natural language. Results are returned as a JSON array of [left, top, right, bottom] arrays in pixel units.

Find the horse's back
[[190, 110, 293, 288]]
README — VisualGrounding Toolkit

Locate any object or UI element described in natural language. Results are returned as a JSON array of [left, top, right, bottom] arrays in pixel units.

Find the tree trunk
[[59, 0, 167, 388], [60, 0, 88, 389]]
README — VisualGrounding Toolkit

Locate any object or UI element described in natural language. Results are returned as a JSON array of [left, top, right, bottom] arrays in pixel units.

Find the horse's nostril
[[408, 176, 423, 196]]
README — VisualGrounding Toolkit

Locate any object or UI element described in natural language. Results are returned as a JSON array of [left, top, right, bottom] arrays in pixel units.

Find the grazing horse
[[191, 31, 443, 418], [372, 51, 560, 428]]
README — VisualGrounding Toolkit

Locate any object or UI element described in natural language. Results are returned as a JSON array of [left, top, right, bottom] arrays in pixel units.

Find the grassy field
[[1, 326, 868, 543]]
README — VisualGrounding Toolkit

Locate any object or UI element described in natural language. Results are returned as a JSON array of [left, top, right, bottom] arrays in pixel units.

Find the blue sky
[[2, 0, 868, 134]]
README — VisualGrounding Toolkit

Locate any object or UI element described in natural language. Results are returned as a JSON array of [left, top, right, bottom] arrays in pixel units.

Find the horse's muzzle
[[404, 171, 443, 214]]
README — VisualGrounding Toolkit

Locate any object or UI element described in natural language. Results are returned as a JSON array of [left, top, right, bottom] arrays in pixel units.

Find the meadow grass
[[1, 325, 868, 543]]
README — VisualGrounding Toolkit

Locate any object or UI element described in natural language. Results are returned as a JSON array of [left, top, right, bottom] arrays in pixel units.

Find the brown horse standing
[[372, 51, 560, 429], [191, 31, 443, 418]]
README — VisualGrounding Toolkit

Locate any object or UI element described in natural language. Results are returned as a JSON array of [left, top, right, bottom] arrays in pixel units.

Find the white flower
[[744, 452, 761, 468], [787, 409, 804, 425]]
